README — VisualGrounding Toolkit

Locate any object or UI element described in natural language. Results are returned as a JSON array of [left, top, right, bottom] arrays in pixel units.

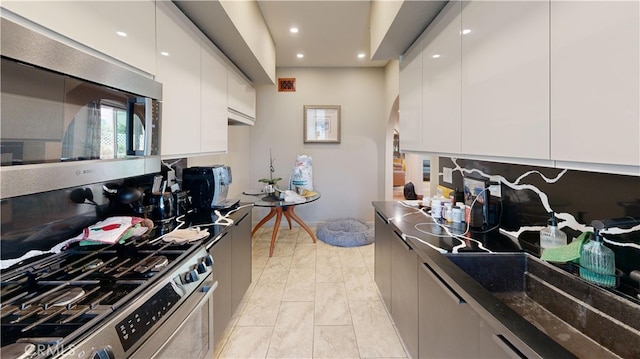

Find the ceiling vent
[[278, 78, 296, 92]]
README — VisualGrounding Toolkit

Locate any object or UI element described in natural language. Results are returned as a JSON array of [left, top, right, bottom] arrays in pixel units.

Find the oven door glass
[[144, 280, 217, 359]]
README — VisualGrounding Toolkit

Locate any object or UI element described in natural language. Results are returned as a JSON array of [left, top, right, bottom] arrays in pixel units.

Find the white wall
[[384, 60, 400, 200], [252, 68, 387, 226]]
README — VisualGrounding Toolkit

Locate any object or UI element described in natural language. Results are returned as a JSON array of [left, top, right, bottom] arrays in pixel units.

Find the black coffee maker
[[182, 165, 236, 212]]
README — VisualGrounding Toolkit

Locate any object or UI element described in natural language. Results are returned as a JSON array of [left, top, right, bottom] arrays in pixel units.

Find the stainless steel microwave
[[0, 15, 163, 199]]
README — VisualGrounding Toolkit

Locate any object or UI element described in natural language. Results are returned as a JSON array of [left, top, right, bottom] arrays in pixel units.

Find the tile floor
[[214, 225, 408, 359]]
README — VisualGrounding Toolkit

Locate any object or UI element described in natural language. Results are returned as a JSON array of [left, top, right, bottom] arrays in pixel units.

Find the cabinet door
[[2, 0, 156, 75], [478, 320, 515, 359], [418, 262, 479, 358], [201, 43, 229, 154], [422, 0, 462, 154], [550, 1, 639, 166], [461, 0, 549, 160], [390, 230, 418, 359], [374, 211, 392, 310], [227, 69, 256, 122], [399, 36, 423, 152], [231, 210, 252, 313], [210, 231, 232, 346], [156, 2, 202, 157]]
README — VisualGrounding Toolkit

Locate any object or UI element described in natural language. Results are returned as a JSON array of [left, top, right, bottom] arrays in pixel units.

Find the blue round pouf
[[316, 218, 374, 247]]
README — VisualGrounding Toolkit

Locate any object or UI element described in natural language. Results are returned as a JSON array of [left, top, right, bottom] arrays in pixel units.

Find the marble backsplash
[[438, 157, 639, 297]]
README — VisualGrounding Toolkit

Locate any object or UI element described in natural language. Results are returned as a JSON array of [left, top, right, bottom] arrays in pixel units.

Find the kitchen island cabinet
[[550, 1, 639, 168]]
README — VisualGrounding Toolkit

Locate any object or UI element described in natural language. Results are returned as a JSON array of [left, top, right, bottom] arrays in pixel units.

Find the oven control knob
[[197, 262, 207, 274], [92, 346, 115, 359], [204, 254, 214, 266], [185, 269, 199, 283]]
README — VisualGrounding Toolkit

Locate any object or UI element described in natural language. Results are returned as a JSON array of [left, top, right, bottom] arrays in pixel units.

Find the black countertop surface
[[372, 201, 523, 253], [372, 201, 578, 359]]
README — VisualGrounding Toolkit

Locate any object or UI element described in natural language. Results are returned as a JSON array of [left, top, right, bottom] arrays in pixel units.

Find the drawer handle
[[235, 212, 249, 226], [492, 334, 528, 359], [375, 210, 389, 224], [422, 262, 465, 304], [393, 230, 413, 251]]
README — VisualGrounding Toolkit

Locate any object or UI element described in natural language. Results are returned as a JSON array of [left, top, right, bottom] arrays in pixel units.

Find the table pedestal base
[[252, 205, 317, 257]]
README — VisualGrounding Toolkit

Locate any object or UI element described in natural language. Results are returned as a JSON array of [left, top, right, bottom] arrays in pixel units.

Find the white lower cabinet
[[461, 0, 550, 160], [550, 0, 640, 167]]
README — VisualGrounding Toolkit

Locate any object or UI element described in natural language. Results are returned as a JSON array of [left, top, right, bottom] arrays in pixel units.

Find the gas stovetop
[[0, 229, 209, 358]]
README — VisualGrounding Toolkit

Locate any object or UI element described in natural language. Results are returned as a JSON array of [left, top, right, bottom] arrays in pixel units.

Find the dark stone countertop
[[372, 201, 577, 359]]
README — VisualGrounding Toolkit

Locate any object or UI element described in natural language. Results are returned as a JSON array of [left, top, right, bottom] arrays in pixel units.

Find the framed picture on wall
[[303, 105, 341, 143]]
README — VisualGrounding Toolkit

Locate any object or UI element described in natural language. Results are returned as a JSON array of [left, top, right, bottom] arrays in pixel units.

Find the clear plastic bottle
[[539, 212, 567, 251]]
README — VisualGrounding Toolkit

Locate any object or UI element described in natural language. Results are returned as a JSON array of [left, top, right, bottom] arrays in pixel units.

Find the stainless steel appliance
[[0, 15, 162, 199], [0, 227, 221, 359], [182, 166, 237, 210]]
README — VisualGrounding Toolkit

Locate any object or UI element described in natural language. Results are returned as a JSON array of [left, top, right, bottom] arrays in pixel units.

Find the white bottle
[[540, 212, 567, 251], [431, 198, 442, 218]]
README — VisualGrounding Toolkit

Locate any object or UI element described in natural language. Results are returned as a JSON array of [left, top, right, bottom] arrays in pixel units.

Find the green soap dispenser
[[539, 212, 567, 251], [579, 229, 616, 287]]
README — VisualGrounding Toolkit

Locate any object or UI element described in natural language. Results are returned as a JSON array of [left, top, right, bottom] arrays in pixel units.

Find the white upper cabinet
[[461, 0, 550, 160], [550, 1, 639, 167], [399, 36, 423, 152], [227, 69, 256, 124], [2, 0, 156, 76], [201, 44, 229, 154], [421, 1, 462, 155], [156, 1, 201, 157]]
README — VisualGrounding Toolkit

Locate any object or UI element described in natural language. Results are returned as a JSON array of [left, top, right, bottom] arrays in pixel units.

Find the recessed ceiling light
[[462, 29, 472, 35], [290, 27, 299, 33], [160, 51, 170, 57], [296, 53, 304, 58], [358, 53, 366, 59], [432, 54, 441, 58], [116, 31, 127, 37]]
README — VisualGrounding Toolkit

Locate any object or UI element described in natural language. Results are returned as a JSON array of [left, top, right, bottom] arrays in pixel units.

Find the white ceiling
[[175, 0, 446, 83], [257, 1, 387, 68]]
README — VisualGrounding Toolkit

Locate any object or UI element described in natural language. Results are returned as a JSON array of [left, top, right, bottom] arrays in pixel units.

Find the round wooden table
[[242, 191, 320, 256]]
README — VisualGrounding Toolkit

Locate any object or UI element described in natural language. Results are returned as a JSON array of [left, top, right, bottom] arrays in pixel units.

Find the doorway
[[388, 97, 431, 201]]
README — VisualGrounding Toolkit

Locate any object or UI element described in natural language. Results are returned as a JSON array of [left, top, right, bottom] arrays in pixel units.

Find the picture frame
[[303, 105, 341, 143]]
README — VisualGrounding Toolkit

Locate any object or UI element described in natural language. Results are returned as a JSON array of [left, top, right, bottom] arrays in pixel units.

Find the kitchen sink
[[445, 252, 640, 359]]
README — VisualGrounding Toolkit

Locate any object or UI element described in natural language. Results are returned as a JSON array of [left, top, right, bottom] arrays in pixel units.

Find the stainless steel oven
[[51, 244, 218, 359], [133, 275, 217, 359]]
